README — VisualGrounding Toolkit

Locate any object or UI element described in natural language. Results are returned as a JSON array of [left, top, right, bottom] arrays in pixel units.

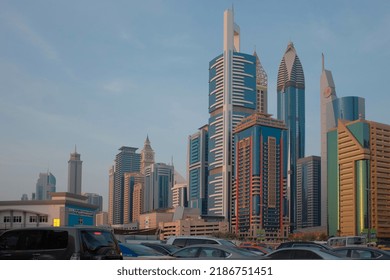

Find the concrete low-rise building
[[0, 192, 98, 232]]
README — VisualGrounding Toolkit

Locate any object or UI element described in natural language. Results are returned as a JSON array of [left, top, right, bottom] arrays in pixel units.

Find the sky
[[1, 0, 390, 209]]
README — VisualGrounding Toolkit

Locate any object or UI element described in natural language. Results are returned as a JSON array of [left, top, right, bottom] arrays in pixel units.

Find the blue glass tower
[[188, 125, 209, 215], [208, 9, 257, 219], [111, 146, 141, 224], [232, 113, 287, 239], [277, 42, 305, 231]]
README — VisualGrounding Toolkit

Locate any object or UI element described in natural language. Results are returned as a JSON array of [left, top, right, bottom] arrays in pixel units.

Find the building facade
[[123, 172, 144, 223], [208, 9, 257, 220], [67, 147, 82, 195], [328, 119, 390, 240], [232, 113, 287, 239], [109, 146, 141, 225], [320, 55, 366, 231], [0, 192, 98, 231], [276, 41, 305, 231], [83, 193, 103, 212], [296, 156, 321, 229], [143, 163, 174, 213], [34, 172, 56, 200], [188, 125, 209, 215]]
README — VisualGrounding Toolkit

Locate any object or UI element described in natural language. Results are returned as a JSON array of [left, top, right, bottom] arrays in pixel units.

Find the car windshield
[[219, 240, 237, 247], [120, 244, 163, 256], [81, 230, 116, 253], [227, 246, 260, 257]]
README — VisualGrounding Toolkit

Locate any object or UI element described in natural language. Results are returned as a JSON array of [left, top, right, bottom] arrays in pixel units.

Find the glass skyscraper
[[188, 125, 209, 215], [276, 42, 305, 231], [232, 113, 287, 239], [208, 9, 257, 219], [109, 146, 140, 225]]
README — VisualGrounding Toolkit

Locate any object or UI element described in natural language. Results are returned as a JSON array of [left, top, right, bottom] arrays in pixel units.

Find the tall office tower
[[109, 146, 141, 225], [35, 172, 56, 200], [84, 193, 103, 212], [277, 41, 305, 231], [254, 51, 268, 114], [108, 165, 115, 225], [328, 119, 390, 240], [296, 156, 321, 229], [123, 172, 144, 223], [188, 125, 209, 215], [67, 147, 82, 195], [320, 55, 366, 232], [132, 183, 143, 222], [143, 163, 174, 213], [232, 113, 287, 239], [320, 54, 337, 230], [141, 136, 155, 173], [208, 9, 257, 219]]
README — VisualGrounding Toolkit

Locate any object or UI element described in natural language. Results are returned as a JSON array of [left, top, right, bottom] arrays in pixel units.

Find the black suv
[[0, 226, 123, 260]]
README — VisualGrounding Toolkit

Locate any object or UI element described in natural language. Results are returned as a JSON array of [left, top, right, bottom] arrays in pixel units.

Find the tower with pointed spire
[[254, 50, 268, 113], [277, 41, 305, 232], [207, 8, 257, 220], [141, 135, 155, 173], [67, 146, 82, 195]]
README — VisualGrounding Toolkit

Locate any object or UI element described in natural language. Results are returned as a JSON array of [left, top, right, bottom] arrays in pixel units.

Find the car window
[[268, 250, 292, 259], [355, 250, 372, 259], [334, 249, 348, 257], [81, 230, 116, 254], [173, 247, 199, 258], [172, 239, 186, 248], [199, 248, 226, 258], [0, 230, 68, 251], [293, 250, 322, 259]]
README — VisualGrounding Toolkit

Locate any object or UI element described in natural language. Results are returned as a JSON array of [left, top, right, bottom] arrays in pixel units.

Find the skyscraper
[[188, 125, 209, 215], [277, 41, 305, 231], [296, 156, 321, 229], [67, 146, 82, 195], [143, 163, 174, 213], [109, 146, 141, 225], [320, 55, 365, 230], [208, 9, 257, 219], [232, 113, 287, 239], [123, 172, 144, 223], [327, 118, 390, 240], [35, 172, 56, 200]]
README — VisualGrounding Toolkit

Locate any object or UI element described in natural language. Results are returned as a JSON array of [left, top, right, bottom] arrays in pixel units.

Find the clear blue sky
[[1, 0, 389, 208]]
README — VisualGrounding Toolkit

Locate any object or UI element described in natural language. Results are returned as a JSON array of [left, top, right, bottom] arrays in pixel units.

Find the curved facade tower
[[208, 9, 257, 219], [277, 42, 305, 231]]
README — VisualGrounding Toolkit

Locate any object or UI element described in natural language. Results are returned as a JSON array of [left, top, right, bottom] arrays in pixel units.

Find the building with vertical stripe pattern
[[232, 113, 287, 239], [208, 9, 257, 220]]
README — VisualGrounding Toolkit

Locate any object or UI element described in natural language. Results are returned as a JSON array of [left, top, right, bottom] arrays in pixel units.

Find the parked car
[[170, 244, 260, 259], [140, 242, 179, 255], [276, 241, 334, 251], [263, 247, 343, 260], [0, 226, 123, 260], [119, 243, 172, 259], [332, 246, 390, 260], [166, 236, 236, 248], [239, 244, 273, 256]]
